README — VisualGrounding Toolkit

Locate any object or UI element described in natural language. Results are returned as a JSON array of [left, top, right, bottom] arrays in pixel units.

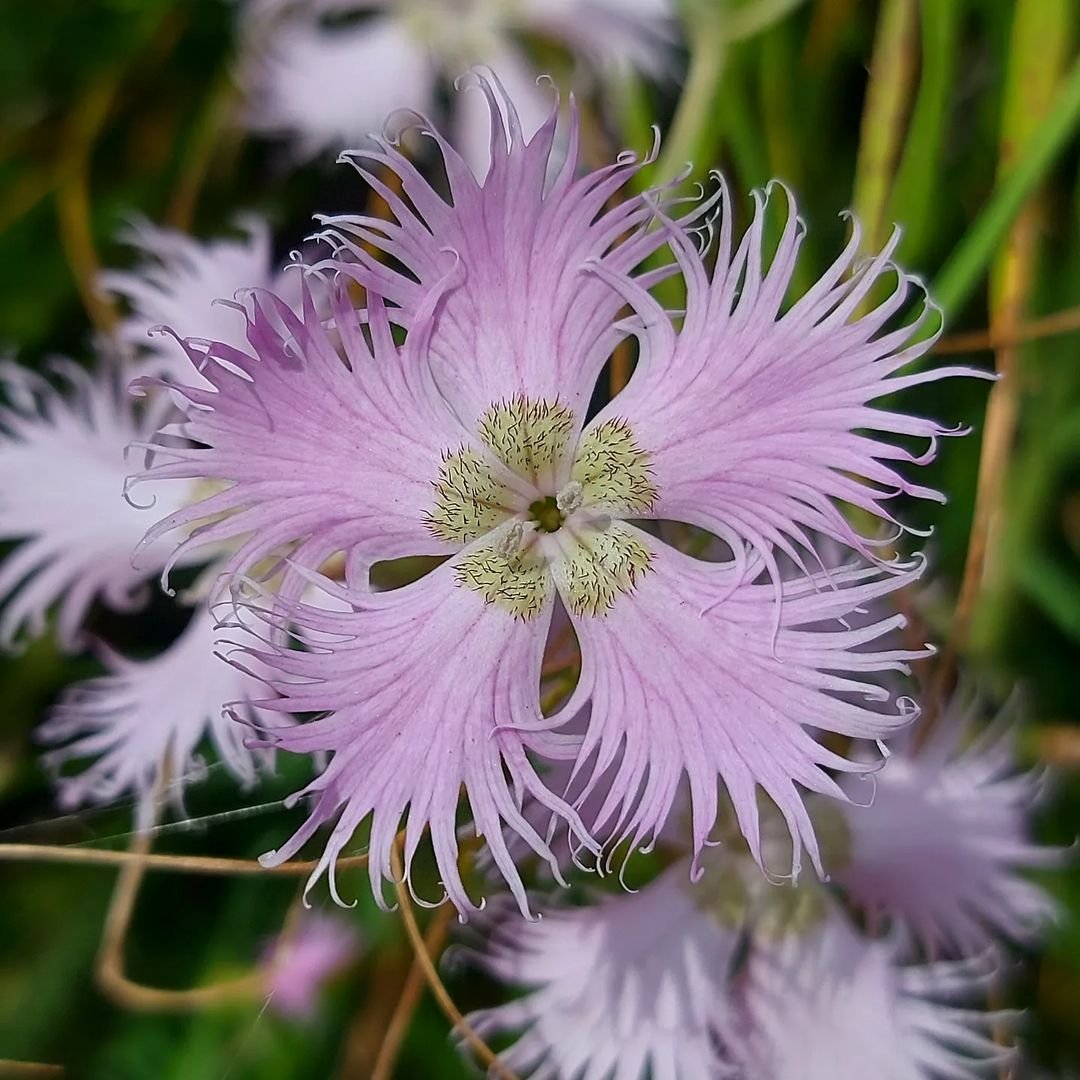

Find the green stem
[[166, 66, 239, 231], [851, 0, 918, 254], [654, 0, 811, 185], [888, 0, 961, 263], [654, 15, 727, 183], [720, 59, 770, 189], [722, 0, 809, 42], [931, 55, 1080, 317]]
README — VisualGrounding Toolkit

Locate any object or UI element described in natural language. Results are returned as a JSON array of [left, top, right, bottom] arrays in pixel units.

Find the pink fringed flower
[[239, 0, 671, 171], [0, 359, 194, 649], [102, 216, 297, 382], [38, 607, 273, 821], [135, 80, 978, 913], [265, 911, 360, 1021], [466, 870, 743, 1078], [837, 693, 1058, 956], [740, 910, 1014, 1080]]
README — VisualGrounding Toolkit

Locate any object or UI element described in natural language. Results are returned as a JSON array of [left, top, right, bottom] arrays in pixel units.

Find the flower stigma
[[529, 495, 564, 533]]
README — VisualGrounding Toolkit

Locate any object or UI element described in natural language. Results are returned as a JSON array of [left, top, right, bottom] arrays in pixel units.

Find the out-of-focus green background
[[1, 0, 1079, 1076]]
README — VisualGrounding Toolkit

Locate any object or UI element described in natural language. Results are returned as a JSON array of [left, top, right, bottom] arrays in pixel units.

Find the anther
[[555, 480, 584, 514], [495, 521, 525, 559]]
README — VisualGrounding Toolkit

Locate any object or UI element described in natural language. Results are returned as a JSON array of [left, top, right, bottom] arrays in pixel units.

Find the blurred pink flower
[[0, 222, 316, 817], [0, 358, 194, 649], [838, 692, 1058, 956], [740, 909, 1014, 1080], [466, 870, 743, 1078], [39, 606, 275, 822], [468, 880, 1016, 1079], [101, 216, 298, 384], [239, 0, 673, 171], [266, 911, 360, 1020]]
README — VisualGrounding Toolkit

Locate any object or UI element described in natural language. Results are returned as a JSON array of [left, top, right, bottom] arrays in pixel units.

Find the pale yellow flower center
[[426, 397, 658, 620], [396, 0, 521, 66], [687, 797, 853, 935]]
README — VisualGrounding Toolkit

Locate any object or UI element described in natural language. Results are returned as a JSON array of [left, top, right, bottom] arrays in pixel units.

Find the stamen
[[555, 480, 583, 514], [495, 521, 525, 559]]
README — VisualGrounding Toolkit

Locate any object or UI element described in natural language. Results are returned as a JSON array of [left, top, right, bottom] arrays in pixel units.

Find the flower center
[[426, 397, 658, 620], [529, 495, 564, 534], [396, 0, 520, 64], [686, 797, 852, 933]]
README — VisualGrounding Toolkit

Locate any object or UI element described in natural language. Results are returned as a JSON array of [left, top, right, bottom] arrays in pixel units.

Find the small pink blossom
[[265, 911, 360, 1020]]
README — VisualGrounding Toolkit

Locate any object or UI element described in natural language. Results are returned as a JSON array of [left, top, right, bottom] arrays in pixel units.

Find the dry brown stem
[[389, 839, 517, 1079], [95, 821, 266, 1012], [935, 304, 1080, 354], [0, 842, 369, 878], [370, 901, 455, 1080]]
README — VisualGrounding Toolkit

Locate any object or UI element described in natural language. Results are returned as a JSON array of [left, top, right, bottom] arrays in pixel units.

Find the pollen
[[556, 480, 583, 513], [431, 397, 660, 619]]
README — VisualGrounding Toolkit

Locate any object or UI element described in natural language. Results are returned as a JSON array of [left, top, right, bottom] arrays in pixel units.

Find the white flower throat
[[426, 397, 658, 620]]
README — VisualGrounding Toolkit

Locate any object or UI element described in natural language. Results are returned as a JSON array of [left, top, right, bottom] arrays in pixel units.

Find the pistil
[[529, 495, 564, 533]]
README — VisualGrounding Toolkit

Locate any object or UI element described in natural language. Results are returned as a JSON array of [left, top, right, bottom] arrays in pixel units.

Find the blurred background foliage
[[1, 0, 1080, 1076]]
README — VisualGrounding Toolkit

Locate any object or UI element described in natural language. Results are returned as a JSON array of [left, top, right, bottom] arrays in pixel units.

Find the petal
[[318, 72, 668, 428], [452, 46, 557, 182], [741, 910, 1013, 1080], [132, 278, 470, 593], [466, 869, 743, 1078], [38, 604, 273, 817], [557, 534, 928, 882], [0, 359, 193, 649], [239, 13, 434, 159], [591, 183, 992, 571], [101, 215, 295, 384], [241, 558, 592, 916], [837, 691, 1059, 957]]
